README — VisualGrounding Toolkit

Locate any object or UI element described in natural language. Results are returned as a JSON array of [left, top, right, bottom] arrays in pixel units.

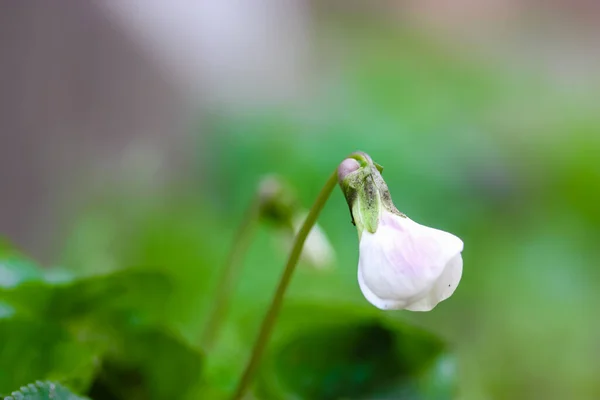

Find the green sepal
[[338, 159, 382, 236], [353, 168, 381, 235], [338, 152, 402, 238]]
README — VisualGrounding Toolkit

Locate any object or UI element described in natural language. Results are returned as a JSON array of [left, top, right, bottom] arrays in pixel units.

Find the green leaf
[[0, 319, 98, 396], [1, 271, 202, 399], [0, 265, 179, 398], [255, 303, 456, 400], [3, 381, 88, 400], [0, 240, 204, 399]]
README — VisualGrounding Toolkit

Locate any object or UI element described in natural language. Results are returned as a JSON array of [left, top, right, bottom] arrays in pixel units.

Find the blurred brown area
[[0, 1, 188, 261]]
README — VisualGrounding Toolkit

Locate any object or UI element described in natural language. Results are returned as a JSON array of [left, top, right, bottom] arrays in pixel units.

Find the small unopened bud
[[257, 175, 335, 269], [258, 175, 297, 228]]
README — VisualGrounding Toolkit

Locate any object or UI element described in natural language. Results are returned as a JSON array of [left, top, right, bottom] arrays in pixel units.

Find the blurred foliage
[[2, 12, 600, 400]]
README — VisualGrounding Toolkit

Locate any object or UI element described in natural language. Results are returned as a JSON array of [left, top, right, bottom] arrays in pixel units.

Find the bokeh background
[[2, 1, 600, 399]]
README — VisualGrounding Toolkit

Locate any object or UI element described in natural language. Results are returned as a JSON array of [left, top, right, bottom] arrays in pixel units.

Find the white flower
[[357, 210, 463, 311], [337, 152, 464, 311]]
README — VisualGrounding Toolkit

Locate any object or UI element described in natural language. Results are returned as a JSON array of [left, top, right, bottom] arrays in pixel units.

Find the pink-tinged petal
[[357, 211, 463, 311]]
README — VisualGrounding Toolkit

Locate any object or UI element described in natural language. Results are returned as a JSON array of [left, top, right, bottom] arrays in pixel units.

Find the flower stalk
[[201, 195, 261, 350], [230, 169, 339, 400], [202, 175, 335, 351]]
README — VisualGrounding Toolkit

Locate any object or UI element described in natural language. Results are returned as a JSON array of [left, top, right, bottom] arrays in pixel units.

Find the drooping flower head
[[337, 152, 463, 311]]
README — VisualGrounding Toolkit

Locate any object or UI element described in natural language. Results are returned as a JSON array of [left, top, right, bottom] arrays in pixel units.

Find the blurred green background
[[2, 2, 600, 400]]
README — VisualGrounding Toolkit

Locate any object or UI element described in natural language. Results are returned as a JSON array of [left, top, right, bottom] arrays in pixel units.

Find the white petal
[[358, 262, 406, 310], [404, 253, 463, 311], [357, 211, 463, 311]]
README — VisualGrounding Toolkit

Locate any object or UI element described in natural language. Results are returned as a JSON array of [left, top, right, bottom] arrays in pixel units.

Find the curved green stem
[[201, 196, 261, 350], [231, 169, 339, 400]]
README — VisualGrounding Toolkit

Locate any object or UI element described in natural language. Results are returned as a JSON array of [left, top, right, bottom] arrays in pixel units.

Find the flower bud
[[337, 152, 464, 311], [259, 175, 335, 269]]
